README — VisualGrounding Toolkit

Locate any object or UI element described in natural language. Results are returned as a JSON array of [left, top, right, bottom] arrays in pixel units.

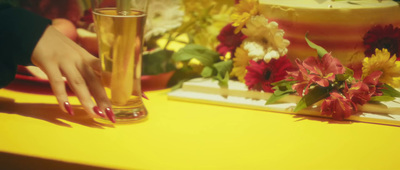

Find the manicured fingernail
[[93, 106, 105, 118], [64, 101, 74, 116], [105, 107, 115, 123], [142, 92, 148, 100]]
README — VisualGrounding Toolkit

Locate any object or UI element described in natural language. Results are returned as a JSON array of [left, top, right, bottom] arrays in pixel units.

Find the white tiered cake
[[260, 0, 400, 65]]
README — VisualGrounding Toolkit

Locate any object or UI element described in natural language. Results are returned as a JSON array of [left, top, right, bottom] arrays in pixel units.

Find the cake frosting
[[259, 0, 400, 65]]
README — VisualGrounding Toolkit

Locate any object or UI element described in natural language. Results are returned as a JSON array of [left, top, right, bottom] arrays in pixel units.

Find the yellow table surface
[[1, 87, 400, 170]]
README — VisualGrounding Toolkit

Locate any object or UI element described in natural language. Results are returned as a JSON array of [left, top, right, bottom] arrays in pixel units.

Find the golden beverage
[[93, 8, 147, 122]]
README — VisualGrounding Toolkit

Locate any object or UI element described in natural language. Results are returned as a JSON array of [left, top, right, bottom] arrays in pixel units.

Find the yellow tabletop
[[1, 86, 400, 170]]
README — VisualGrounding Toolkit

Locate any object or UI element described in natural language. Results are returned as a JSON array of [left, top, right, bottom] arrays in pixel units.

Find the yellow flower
[[182, 0, 208, 13], [362, 48, 400, 87], [192, 6, 232, 49], [220, 51, 232, 61], [182, 0, 234, 49], [231, 0, 259, 34], [231, 46, 252, 82], [188, 58, 204, 74]]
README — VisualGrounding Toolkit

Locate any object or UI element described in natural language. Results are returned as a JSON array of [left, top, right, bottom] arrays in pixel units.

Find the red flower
[[346, 62, 363, 80], [286, 59, 310, 96], [346, 71, 383, 105], [363, 24, 400, 58], [244, 56, 293, 92], [321, 91, 356, 120], [347, 82, 371, 106], [287, 53, 345, 96], [304, 53, 346, 86], [216, 24, 247, 58]]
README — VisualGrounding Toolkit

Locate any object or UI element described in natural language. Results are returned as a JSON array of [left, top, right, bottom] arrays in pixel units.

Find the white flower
[[264, 50, 279, 61], [144, 0, 184, 41], [241, 15, 290, 62], [243, 41, 281, 62], [243, 41, 265, 61]]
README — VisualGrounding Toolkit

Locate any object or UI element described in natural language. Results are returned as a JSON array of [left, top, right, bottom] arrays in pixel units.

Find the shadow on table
[[0, 98, 114, 129], [0, 152, 113, 170], [292, 114, 354, 125]]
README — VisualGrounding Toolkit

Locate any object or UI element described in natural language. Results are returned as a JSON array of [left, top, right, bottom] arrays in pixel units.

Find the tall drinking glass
[[91, 0, 148, 123]]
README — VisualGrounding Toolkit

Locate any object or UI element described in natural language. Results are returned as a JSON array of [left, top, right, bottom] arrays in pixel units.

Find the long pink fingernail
[[105, 107, 116, 123], [142, 92, 149, 100], [64, 101, 74, 116], [93, 106, 105, 118]]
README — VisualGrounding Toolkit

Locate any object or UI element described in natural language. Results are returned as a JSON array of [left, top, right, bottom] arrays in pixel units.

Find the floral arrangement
[[172, 0, 400, 120], [32, 0, 400, 120]]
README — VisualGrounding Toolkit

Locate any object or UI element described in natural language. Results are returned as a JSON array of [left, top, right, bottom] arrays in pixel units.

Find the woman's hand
[[31, 25, 115, 123]]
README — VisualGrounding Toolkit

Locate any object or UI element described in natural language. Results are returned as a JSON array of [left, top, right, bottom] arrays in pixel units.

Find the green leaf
[[266, 80, 296, 105], [335, 67, 354, 82], [293, 85, 331, 112], [216, 71, 230, 88], [201, 66, 215, 78], [271, 80, 297, 91], [271, 80, 296, 96], [370, 95, 395, 102], [305, 33, 328, 58], [266, 93, 290, 105], [167, 65, 199, 87], [210, 60, 233, 88], [172, 44, 220, 66], [213, 60, 233, 78], [381, 84, 400, 97], [142, 49, 176, 75]]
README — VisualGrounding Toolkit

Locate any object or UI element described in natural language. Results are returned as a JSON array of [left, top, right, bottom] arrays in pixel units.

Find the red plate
[[5, 66, 73, 95], [6, 74, 74, 95], [5, 66, 174, 95]]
